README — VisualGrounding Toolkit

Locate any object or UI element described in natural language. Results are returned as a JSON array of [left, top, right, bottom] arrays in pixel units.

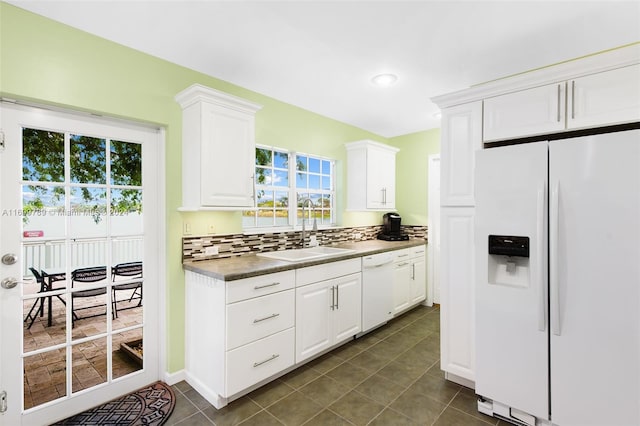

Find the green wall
[[388, 129, 440, 225], [0, 3, 439, 373]]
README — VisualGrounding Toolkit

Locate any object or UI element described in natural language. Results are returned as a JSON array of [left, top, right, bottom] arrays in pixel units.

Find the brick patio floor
[[22, 279, 144, 409]]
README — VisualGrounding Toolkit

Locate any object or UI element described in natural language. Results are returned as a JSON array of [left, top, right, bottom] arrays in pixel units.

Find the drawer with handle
[[411, 245, 426, 258], [226, 270, 295, 303], [225, 327, 295, 396], [226, 289, 295, 350], [393, 248, 411, 262]]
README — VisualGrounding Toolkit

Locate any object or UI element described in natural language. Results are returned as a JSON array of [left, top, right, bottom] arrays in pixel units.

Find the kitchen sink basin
[[257, 246, 356, 262]]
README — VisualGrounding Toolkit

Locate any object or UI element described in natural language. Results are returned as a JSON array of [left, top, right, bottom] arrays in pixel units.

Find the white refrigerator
[[474, 129, 640, 426]]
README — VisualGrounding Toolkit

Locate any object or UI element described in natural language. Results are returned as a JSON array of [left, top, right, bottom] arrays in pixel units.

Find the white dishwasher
[[361, 251, 395, 333]]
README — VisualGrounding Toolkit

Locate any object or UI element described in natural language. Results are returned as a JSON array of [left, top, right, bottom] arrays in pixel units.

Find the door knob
[[1, 253, 18, 265], [1, 277, 23, 289]]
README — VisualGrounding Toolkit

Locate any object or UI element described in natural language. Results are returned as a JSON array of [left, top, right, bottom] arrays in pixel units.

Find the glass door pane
[[21, 127, 146, 409]]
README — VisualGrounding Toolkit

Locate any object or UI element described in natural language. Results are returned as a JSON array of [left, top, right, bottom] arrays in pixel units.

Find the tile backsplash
[[182, 225, 428, 262]]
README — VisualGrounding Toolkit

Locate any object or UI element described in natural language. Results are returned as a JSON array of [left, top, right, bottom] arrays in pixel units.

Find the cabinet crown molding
[[175, 83, 263, 114], [432, 43, 640, 109], [345, 139, 399, 153]]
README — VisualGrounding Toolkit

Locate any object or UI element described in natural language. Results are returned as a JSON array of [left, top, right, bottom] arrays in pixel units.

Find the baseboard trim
[[163, 369, 186, 386]]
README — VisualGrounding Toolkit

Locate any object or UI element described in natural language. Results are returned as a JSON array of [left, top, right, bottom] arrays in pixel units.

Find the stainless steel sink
[[256, 246, 356, 262]]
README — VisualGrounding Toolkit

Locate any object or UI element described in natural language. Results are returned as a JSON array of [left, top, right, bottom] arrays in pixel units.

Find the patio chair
[[24, 268, 47, 329], [71, 266, 107, 327], [24, 268, 67, 329], [111, 262, 143, 318]]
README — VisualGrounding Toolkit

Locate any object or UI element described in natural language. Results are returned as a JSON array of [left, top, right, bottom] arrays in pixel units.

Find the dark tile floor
[[168, 305, 508, 426]]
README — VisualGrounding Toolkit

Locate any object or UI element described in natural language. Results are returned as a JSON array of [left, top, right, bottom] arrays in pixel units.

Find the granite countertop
[[183, 238, 426, 281]]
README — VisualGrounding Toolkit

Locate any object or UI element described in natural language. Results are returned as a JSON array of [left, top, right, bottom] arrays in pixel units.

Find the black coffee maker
[[378, 212, 409, 241]]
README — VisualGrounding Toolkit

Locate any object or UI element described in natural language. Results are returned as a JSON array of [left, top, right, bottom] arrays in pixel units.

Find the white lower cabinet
[[184, 270, 296, 409], [410, 246, 427, 305], [440, 207, 476, 383], [392, 245, 427, 315], [392, 250, 412, 315], [296, 270, 362, 363], [226, 328, 295, 396], [185, 249, 430, 408]]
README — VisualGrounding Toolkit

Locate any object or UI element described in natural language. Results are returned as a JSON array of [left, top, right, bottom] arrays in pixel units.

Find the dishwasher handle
[[362, 253, 395, 268]]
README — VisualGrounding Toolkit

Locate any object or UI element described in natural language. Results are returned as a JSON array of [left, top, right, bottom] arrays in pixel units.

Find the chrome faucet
[[300, 198, 317, 248]]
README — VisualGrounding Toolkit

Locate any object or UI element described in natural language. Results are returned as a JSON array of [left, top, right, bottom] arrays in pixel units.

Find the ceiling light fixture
[[371, 73, 398, 87]]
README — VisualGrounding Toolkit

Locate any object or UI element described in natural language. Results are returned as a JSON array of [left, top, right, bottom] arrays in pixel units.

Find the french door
[[0, 102, 163, 425]]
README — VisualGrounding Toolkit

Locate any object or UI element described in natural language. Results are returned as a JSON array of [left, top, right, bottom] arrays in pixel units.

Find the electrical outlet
[[183, 222, 192, 235], [204, 246, 219, 256]]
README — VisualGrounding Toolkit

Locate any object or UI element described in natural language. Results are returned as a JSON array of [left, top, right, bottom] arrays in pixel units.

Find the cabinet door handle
[[550, 181, 561, 336], [253, 313, 280, 323], [254, 282, 280, 290], [336, 285, 339, 310], [397, 253, 409, 258], [557, 84, 562, 123], [397, 262, 409, 267], [253, 354, 279, 367], [330, 285, 335, 310], [411, 264, 415, 280], [571, 80, 576, 120]]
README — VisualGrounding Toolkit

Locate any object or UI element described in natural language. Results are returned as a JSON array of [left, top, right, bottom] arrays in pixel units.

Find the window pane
[[296, 173, 307, 188], [111, 189, 143, 236], [296, 155, 307, 172], [113, 328, 143, 379], [22, 128, 65, 183], [322, 176, 331, 190], [257, 190, 274, 208], [273, 170, 288, 187], [70, 135, 106, 184], [275, 191, 289, 208], [242, 211, 256, 227], [256, 148, 272, 166], [257, 213, 274, 227], [274, 151, 288, 169], [309, 157, 320, 173], [72, 338, 107, 392], [70, 187, 107, 238], [22, 185, 65, 239], [274, 210, 289, 226], [309, 175, 320, 189], [322, 160, 331, 175], [255, 166, 271, 185], [111, 140, 141, 186], [310, 193, 321, 206]]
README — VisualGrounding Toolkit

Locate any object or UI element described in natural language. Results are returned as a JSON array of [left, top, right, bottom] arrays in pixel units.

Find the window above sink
[[242, 145, 336, 231]]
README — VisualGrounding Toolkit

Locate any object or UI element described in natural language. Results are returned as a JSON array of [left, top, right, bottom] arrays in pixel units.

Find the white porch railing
[[23, 237, 143, 277]]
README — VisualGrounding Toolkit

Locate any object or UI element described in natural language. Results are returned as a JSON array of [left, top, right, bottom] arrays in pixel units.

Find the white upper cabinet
[[175, 84, 262, 210], [567, 64, 640, 130], [346, 140, 399, 211], [484, 64, 640, 142], [440, 102, 483, 206], [484, 83, 567, 142]]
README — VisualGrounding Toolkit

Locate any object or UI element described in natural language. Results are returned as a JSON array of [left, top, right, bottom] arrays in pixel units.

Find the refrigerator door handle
[[550, 181, 561, 336], [537, 182, 547, 332]]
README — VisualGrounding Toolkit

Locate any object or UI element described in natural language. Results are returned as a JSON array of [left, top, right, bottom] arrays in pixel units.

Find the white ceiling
[[6, 0, 640, 137]]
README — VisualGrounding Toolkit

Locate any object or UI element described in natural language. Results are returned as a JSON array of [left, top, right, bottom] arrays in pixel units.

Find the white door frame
[[0, 101, 166, 426], [427, 154, 441, 306]]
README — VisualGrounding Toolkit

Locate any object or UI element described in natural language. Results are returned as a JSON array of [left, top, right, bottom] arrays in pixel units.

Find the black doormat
[[53, 381, 175, 425]]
